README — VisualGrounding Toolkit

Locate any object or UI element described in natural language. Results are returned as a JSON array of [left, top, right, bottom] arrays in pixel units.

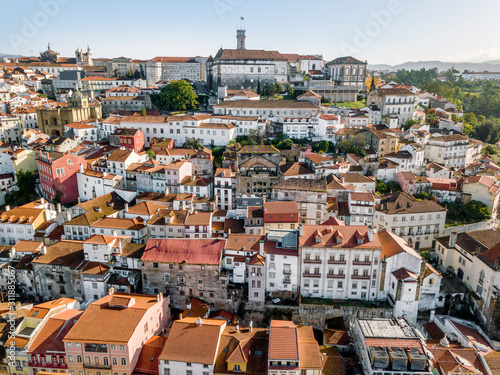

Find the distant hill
[[368, 60, 500, 73]]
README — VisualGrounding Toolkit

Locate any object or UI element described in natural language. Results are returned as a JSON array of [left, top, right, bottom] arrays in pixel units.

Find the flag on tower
[[241, 17, 244, 20]]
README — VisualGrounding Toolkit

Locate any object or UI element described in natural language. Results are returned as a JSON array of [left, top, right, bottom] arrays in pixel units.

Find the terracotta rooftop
[[64, 292, 162, 343], [269, 320, 298, 360], [142, 239, 225, 265], [159, 317, 226, 365]]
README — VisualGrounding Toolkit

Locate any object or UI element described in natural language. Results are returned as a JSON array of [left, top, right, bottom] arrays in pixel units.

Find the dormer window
[[336, 238, 342, 244], [315, 236, 321, 244], [357, 238, 364, 245]]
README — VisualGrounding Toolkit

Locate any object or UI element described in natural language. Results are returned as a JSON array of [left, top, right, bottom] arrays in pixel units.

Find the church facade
[[37, 89, 102, 136]]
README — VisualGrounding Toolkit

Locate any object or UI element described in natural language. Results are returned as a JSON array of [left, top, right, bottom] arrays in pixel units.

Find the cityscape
[[0, 2, 500, 375]]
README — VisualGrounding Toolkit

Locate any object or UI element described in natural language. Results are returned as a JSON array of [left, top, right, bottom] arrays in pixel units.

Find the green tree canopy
[[5, 170, 38, 206], [472, 119, 500, 144], [416, 191, 430, 200], [463, 200, 491, 222], [184, 138, 204, 150], [376, 180, 388, 195], [151, 80, 198, 112]]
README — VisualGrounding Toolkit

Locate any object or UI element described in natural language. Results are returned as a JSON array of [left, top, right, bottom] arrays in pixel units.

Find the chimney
[[108, 286, 115, 295], [430, 309, 435, 322], [79, 164, 84, 173], [57, 203, 61, 213], [179, 313, 183, 320], [165, 187, 169, 195], [249, 321, 253, 331], [299, 224, 303, 236], [155, 240, 158, 247], [66, 211, 71, 222], [236, 324, 239, 332], [118, 238, 123, 254], [186, 301, 192, 310], [112, 230, 118, 237], [77, 197, 81, 204], [41, 246, 47, 255], [195, 317, 203, 326], [259, 240, 264, 255], [156, 292, 163, 302], [367, 225, 374, 242], [5, 205, 10, 211], [124, 202, 129, 212], [449, 231, 458, 248], [40, 198, 45, 205]]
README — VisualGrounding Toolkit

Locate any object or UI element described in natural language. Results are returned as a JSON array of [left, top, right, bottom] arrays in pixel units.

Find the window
[[186, 371, 192, 375], [164, 369, 170, 375], [120, 358, 126, 366], [119, 345, 125, 351], [234, 365, 241, 371], [112, 358, 117, 366], [77, 356, 83, 363]]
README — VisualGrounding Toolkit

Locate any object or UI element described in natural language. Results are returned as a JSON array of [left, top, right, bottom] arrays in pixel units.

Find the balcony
[[352, 261, 371, 266], [84, 344, 108, 353], [304, 259, 322, 264], [28, 362, 67, 369], [283, 269, 291, 275], [351, 275, 370, 280], [302, 273, 321, 278], [327, 274, 345, 279], [83, 364, 112, 370], [283, 278, 291, 284], [328, 260, 346, 265]]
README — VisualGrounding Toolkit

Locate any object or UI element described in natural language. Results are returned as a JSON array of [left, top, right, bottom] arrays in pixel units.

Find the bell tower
[[236, 29, 246, 50]]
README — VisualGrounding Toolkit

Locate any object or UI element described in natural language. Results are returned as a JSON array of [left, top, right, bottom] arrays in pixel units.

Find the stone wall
[[298, 304, 393, 328], [441, 218, 496, 237], [242, 301, 392, 328]]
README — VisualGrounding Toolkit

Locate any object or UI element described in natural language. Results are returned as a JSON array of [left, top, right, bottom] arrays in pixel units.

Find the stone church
[[37, 87, 102, 136]]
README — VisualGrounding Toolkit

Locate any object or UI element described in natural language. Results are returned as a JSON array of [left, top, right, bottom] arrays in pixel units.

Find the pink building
[[38, 150, 86, 204], [63, 290, 171, 375]]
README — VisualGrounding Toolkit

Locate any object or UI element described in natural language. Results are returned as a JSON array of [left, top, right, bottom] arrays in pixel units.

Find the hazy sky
[[1, 0, 499, 65]]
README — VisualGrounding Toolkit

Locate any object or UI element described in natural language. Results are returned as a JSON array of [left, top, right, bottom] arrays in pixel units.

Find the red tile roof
[[269, 320, 298, 360], [299, 225, 381, 249], [142, 239, 225, 265]]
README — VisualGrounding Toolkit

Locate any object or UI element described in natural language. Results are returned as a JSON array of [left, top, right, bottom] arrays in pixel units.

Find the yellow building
[[37, 90, 101, 137]]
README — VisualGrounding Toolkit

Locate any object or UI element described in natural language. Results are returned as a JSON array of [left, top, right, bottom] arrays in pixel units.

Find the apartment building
[[63, 291, 171, 375], [374, 192, 446, 250]]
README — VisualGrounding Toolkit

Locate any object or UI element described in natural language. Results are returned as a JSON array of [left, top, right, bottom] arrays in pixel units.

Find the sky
[[1, 0, 499, 66]]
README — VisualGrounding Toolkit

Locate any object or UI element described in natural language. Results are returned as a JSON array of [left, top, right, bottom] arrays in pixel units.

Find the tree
[[183, 138, 204, 150], [386, 181, 402, 192], [113, 68, 119, 77], [312, 140, 330, 154], [146, 149, 156, 160], [484, 145, 498, 155], [463, 200, 491, 222], [472, 119, 500, 144], [416, 191, 430, 200], [140, 106, 147, 116], [151, 80, 198, 112], [248, 127, 264, 145], [401, 119, 417, 131], [5, 170, 38, 206], [376, 180, 388, 195], [257, 79, 261, 95]]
